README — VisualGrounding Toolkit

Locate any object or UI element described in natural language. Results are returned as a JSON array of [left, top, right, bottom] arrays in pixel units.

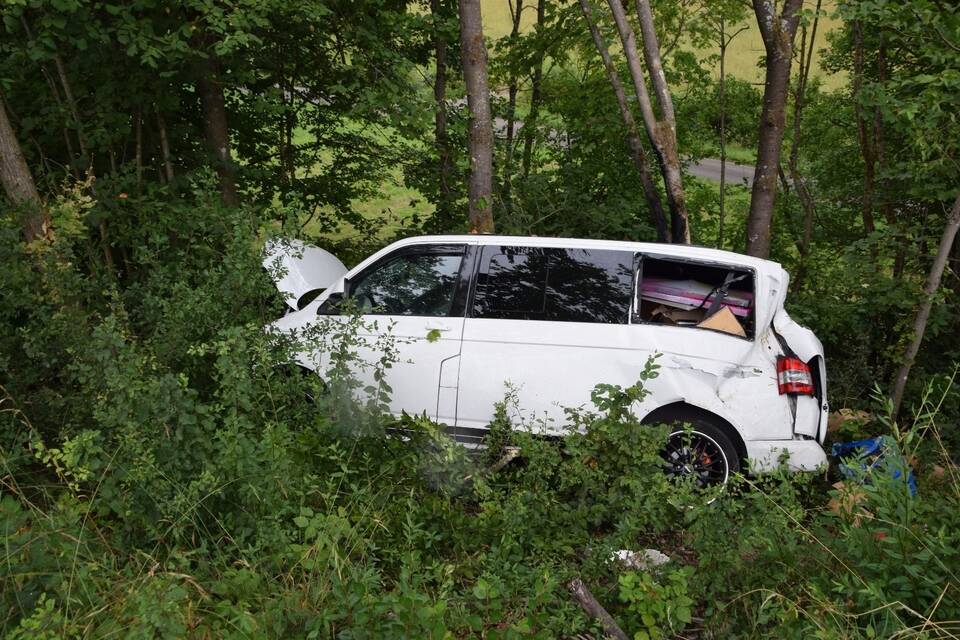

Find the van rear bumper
[[746, 440, 827, 473]]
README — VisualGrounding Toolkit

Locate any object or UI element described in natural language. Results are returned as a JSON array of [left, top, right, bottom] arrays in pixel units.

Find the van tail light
[[777, 357, 815, 395]]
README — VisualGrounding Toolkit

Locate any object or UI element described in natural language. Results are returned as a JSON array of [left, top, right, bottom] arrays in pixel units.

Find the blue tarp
[[831, 436, 918, 497]]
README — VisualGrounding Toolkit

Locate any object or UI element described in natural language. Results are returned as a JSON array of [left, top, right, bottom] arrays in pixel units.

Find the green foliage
[[2, 0, 960, 637], [619, 567, 694, 640], [2, 192, 960, 638]]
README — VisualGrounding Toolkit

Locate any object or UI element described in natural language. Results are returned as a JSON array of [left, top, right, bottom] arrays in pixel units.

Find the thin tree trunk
[[745, 0, 803, 258], [134, 108, 143, 194], [578, 0, 668, 241], [719, 17, 727, 249], [19, 17, 80, 178], [458, 0, 495, 233], [52, 43, 101, 251], [787, 0, 820, 291], [42, 66, 79, 175], [278, 59, 291, 188], [196, 56, 240, 207], [872, 37, 905, 277], [716, 20, 748, 249], [502, 0, 524, 215], [0, 92, 48, 241], [891, 194, 960, 417], [431, 0, 454, 227], [608, 0, 689, 243], [634, 0, 689, 243], [52, 54, 89, 167], [521, 0, 545, 179], [852, 20, 877, 235], [156, 109, 175, 184]]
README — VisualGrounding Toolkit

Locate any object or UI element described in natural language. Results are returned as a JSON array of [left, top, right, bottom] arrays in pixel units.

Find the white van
[[266, 235, 829, 485]]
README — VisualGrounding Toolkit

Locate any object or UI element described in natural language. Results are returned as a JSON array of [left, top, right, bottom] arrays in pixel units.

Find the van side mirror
[[318, 277, 351, 314], [318, 291, 344, 315]]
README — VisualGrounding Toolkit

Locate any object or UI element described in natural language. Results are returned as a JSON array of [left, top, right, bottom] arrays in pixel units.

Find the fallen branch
[[567, 578, 629, 640], [462, 446, 521, 482]]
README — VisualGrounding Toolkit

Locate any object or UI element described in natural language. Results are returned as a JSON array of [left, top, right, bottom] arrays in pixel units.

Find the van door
[[326, 243, 471, 422], [455, 245, 639, 439]]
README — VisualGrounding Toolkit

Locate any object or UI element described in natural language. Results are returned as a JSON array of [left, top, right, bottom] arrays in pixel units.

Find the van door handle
[[425, 321, 451, 332]]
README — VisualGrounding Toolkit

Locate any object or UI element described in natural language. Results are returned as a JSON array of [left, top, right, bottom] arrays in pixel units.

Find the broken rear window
[[635, 257, 755, 339]]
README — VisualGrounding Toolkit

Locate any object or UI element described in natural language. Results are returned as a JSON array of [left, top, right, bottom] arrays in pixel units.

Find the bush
[[2, 189, 959, 639]]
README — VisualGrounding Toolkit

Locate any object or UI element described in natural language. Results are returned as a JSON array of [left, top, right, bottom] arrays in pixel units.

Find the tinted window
[[472, 246, 633, 323], [349, 250, 464, 316]]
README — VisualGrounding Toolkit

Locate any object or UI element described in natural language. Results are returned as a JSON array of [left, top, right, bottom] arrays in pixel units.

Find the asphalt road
[[687, 157, 754, 186], [491, 113, 754, 186]]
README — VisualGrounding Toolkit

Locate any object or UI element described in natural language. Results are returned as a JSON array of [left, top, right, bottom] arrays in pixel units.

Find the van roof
[[398, 234, 785, 276]]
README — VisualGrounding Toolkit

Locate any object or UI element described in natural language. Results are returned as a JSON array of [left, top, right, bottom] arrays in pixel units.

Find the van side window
[[636, 256, 755, 338], [349, 249, 464, 316], [474, 248, 549, 318], [472, 246, 633, 323]]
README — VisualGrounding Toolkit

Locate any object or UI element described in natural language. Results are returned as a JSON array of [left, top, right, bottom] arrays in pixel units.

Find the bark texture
[[745, 0, 803, 258], [567, 578, 629, 640], [578, 0, 668, 241], [196, 56, 240, 207], [891, 194, 960, 416], [458, 0, 495, 233], [0, 93, 48, 241], [608, 0, 689, 243]]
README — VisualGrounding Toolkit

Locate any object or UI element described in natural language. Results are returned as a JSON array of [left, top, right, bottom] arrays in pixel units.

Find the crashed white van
[[266, 236, 829, 485]]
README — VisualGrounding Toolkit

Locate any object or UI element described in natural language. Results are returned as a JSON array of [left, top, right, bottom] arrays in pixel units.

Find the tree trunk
[[578, 0, 668, 241], [52, 53, 89, 166], [745, 0, 803, 258], [852, 20, 877, 235], [873, 39, 906, 278], [718, 18, 727, 249], [891, 194, 960, 417], [786, 0, 820, 291], [156, 109, 175, 185], [608, 0, 689, 243], [20, 16, 80, 178], [196, 56, 240, 207], [431, 0, 454, 226], [0, 92, 48, 241], [458, 0, 495, 233], [716, 19, 748, 249], [634, 0, 689, 243], [502, 0, 524, 215], [521, 0, 545, 179], [134, 108, 143, 194]]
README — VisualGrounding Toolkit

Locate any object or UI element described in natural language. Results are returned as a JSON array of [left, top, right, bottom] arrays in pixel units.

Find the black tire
[[275, 364, 326, 404], [659, 418, 740, 487]]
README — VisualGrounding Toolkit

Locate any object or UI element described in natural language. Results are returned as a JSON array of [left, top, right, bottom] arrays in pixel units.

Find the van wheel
[[660, 421, 739, 487], [276, 364, 326, 404]]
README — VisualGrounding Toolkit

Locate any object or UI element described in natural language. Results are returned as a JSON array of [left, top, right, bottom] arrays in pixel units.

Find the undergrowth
[[2, 203, 959, 639]]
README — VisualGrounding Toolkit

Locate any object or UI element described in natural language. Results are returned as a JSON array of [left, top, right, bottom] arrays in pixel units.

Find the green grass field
[[481, 0, 843, 88]]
